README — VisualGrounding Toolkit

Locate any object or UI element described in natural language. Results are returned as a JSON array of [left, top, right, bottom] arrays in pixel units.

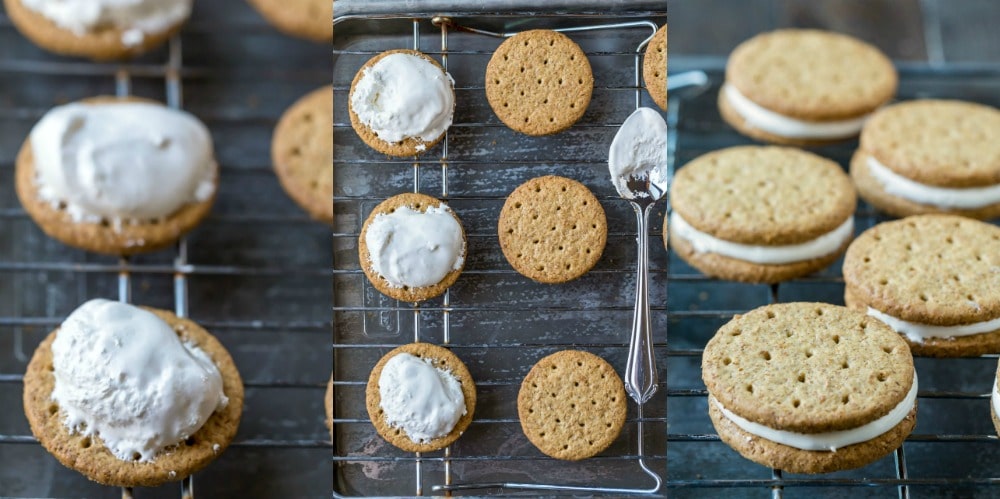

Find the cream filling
[[867, 307, 1000, 343], [866, 155, 1000, 209], [723, 84, 870, 139], [670, 212, 853, 265], [713, 372, 917, 452]]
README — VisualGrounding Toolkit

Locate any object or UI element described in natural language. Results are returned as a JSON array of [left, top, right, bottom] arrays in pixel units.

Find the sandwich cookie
[[23, 299, 243, 487], [349, 49, 455, 157], [720, 29, 897, 146], [16, 97, 218, 255], [359, 193, 466, 303], [4, 0, 191, 60], [703, 302, 916, 474], [851, 100, 1000, 220], [643, 24, 667, 111], [365, 343, 476, 452], [485, 29, 594, 136], [668, 146, 856, 284], [272, 86, 333, 223], [843, 215, 1000, 357], [245, 0, 332, 42], [498, 175, 607, 284], [517, 350, 627, 460]]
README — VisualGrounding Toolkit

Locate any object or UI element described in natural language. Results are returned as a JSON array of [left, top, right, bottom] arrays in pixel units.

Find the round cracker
[[15, 96, 217, 255], [642, 24, 667, 111], [4, 0, 185, 60], [726, 29, 897, 121], [23, 308, 243, 487], [273, 86, 333, 223], [358, 193, 466, 303], [364, 343, 476, 453], [485, 30, 593, 136], [843, 214, 1000, 327], [245, 0, 332, 42], [859, 99, 1000, 188], [702, 302, 914, 433], [517, 350, 627, 461], [348, 49, 452, 157], [671, 146, 856, 245], [498, 175, 607, 284]]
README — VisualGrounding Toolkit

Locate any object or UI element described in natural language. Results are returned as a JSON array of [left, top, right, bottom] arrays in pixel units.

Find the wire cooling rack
[[332, 8, 668, 497], [0, 1, 332, 497]]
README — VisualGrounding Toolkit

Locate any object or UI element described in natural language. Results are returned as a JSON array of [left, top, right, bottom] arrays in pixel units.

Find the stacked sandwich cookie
[[719, 29, 896, 146], [843, 215, 1000, 357], [703, 303, 917, 473], [851, 100, 1000, 220], [668, 146, 856, 283]]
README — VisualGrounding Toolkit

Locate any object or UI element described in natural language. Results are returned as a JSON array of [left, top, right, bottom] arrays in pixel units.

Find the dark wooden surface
[[671, 0, 1000, 63]]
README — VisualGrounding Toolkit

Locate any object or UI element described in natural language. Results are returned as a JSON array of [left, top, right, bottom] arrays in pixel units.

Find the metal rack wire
[[333, 9, 1000, 499], [333, 10, 668, 497], [0, 2, 332, 497]]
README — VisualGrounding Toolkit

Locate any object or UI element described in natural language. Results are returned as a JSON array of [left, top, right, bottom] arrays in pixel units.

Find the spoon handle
[[625, 201, 658, 404]]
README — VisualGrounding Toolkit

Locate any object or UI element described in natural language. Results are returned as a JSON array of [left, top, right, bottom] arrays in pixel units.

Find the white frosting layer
[[365, 204, 465, 289], [713, 372, 917, 451], [866, 307, 1000, 343], [350, 53, 455, 145], [866, 155, 1000, 209], [609, 107, 668, 200], [723, 84, 870, 139], [21, 0, 191, 46], [30, 102, 216, 226], [670, 211, 854, 264], [378, 353, 466, 443], [51, 299, 227, 462]]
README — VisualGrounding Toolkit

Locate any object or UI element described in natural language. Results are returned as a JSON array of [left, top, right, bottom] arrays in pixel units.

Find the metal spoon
[[609, 107, 669, 403]]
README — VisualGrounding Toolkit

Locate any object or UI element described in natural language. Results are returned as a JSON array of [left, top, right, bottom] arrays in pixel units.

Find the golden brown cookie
[[843, 215, 1000, 357], [643, 24, 667, 111], [15, 97, 217, 256], [485, 30, 593, 136], [721, 29, 896, 145], [727, 29, 896, 121], [668, 146, 856, 283], [4, 0, 186, 60], [348, 49, 452, 157], [517, 350, 626, 461], [365, 343, 476, 453], [498, 175, 607, 284], [358, 193, 466, 302], [23, 308, 243, 487], [245, 0, 332, 42], [851, 100, 1000, 219], [273, 86, 333, 223], [702, 302, 916, 474]]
